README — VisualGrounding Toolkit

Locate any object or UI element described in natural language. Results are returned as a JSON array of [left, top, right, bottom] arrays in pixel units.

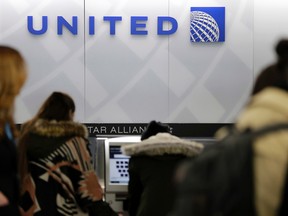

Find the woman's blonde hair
[[0, 46, 27, 137]]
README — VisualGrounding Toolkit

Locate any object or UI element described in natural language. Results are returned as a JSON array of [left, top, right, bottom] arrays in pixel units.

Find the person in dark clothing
[[0, 46, 27, 216], [121, 121, 203, 216]]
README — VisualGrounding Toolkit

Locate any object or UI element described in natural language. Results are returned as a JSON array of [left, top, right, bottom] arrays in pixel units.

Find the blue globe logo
[[190, 11, 220, 42]]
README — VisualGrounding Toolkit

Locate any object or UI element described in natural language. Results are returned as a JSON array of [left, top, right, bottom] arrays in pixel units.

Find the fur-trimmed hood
[[27, 119, 88, 138], [121, 133, 204, 157]]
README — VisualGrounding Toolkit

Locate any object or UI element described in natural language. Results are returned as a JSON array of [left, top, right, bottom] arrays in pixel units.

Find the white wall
[[0, 0, 260, 124], [254, 0, 288, 75]]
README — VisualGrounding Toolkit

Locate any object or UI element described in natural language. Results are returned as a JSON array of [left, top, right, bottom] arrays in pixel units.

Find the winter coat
[[121, 133, 203, 216], [0, 124, 20, 216], [19, 119, 103, 216], [234, 87, 288, 216]]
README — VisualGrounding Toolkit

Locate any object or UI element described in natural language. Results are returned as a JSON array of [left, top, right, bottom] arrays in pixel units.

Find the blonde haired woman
[[0, 46, 27, 215]]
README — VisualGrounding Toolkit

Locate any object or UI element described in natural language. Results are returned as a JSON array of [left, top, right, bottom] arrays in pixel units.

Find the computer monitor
[[104, 136, 141, 193]]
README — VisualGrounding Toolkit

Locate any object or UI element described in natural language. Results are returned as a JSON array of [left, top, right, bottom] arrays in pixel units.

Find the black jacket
[[128, 155, 187, 216], [122, 133, 204, 216], [0, 124, 20, 216]]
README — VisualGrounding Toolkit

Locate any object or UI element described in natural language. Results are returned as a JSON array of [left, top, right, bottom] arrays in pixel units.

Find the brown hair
[[0, 46, 27, 138]]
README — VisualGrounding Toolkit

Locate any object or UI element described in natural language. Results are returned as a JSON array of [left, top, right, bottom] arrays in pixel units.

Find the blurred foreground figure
[[170, 39, 288, 216], [0, 46, 27, 216]]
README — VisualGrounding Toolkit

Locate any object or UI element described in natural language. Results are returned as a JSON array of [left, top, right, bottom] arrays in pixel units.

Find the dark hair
[[252, 39, 288, 95], [36, 92, 75, 121], [141, 120, 170, 141]]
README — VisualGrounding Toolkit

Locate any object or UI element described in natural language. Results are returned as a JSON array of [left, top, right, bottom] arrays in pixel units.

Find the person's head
[[35, 92, 75, 121], [141, 120, 171, 141], [252, 39, 288, 95], [0, 46, 27, 119]]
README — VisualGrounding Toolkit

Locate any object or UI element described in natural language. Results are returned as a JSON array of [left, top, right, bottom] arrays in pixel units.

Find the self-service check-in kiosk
[[104, 136, 140, 214]]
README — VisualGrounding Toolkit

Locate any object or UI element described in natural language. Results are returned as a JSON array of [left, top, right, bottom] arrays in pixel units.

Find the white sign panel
[[0, 0, 253, 124]]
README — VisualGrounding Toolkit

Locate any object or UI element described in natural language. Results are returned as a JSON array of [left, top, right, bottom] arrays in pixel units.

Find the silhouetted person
[[0, 46, 27, 216], [122, 121, 203, 216]]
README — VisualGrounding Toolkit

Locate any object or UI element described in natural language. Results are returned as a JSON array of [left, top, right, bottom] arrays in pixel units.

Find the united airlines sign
[[27, 7, 225, 42]]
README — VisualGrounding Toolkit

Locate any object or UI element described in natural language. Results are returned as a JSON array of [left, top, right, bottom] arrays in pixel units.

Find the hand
[[0, 191, 9, 207]]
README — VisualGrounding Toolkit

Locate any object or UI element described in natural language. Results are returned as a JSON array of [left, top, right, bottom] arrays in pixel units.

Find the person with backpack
[[169, 39, 288, 216]]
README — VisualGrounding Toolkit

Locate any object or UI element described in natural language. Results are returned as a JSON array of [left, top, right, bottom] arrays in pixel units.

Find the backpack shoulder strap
[[225, 123, 288, 143], [251, 123, 288, 138]]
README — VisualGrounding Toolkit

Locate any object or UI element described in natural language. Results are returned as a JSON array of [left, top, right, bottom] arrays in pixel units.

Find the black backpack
[[171, 124, 288, 216]]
